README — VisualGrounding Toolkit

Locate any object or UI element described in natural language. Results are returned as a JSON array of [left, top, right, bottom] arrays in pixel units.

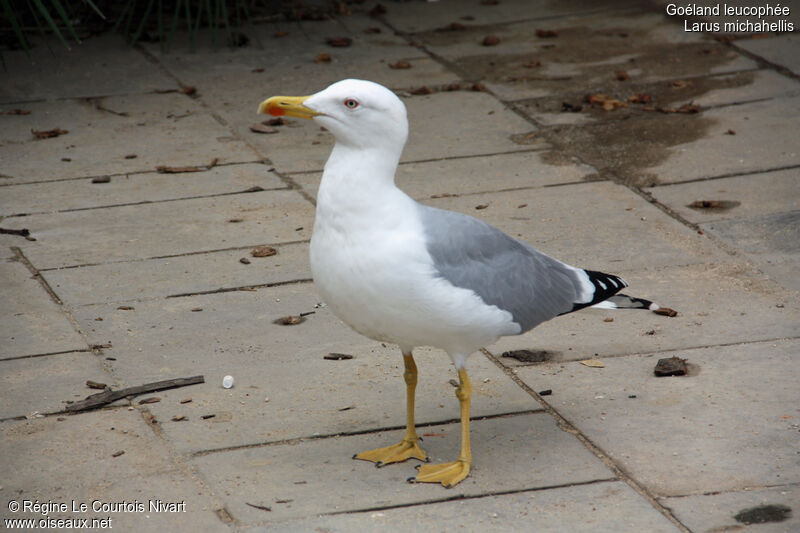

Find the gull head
[[258, 79, 408, 152]]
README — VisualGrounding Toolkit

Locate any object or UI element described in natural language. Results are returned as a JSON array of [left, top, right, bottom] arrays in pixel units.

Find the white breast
[[309, 176, 517, 360]]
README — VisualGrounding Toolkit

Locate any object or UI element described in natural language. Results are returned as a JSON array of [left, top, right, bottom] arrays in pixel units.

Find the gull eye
[[344, 98, 359, 109]]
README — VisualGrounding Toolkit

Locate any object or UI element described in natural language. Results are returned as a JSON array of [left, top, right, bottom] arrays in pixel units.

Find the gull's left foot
[[353, 438, 427, 467], [409, 459, 470, 488]]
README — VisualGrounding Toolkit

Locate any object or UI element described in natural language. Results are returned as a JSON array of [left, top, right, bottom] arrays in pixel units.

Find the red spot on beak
[[268, 105, 285, 117]]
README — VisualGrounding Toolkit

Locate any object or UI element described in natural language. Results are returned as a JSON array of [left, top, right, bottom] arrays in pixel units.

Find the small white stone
[[222, 375, 234, 389]]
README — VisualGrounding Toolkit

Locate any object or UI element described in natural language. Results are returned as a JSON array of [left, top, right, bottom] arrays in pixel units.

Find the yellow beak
[[257, 95, 319, 119]]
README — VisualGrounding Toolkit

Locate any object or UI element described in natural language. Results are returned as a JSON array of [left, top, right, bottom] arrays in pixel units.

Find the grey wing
[[417, 205, 589, 332]]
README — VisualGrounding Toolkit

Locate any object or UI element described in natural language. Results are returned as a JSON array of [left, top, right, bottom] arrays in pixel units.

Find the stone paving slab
[[0, 93, 259, 184], [416, 10, 757, 102], [250, 480, 681, 533], [191, 412, 615, 523], [0, 163, 284, 217], [424, 181, 727, 272], [226, 90, 545, 174], [647, 94, 800, 183], [7, 189, 314, 269], [514, 339, 800, 497], [0, 261, 86, 360], [44, 241, 310, 306], [0, 351, 109, 419], [0, 409, 225, 533], [0, 34, 177, 103], [701, 211, 800, 292], [661, 485, 800, 533], [290, 149, 597, 201], [385, 0, 631, 34], [735, 33, 800, 75], [646, 168, 800, 224], [71, 283, 537, 453], [489, 262, 797, 363], [516, 68, 798, 127]]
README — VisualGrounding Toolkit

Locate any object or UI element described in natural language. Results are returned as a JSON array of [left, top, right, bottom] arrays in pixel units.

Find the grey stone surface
[[736, 33, 800, 74], [489, 262, 798, 362], [0, 351, 109, 419], [2, 1, 798, 530], [0, 261, 86, 360], [385, 0, 631, 34], [71, 283, 538, 453], [191, 412, 615, 523], [648, 95, 800, 184], [0, 163, 284, 217], [662, 485, 800, 533], [0, 93, 259, 184], [646, 168, 800, 224], [250, 480, 682, 533], [517, 68, 800, 127], [0, 34, 176, 103], [514, 339, 800, 496], [417, 10, 757, 102], [8, 189, 314, 269], [43, 242, 311, 306], [701, 211, 800, 291], [0, 409, 226, 533], [290, 149, 598, 201]]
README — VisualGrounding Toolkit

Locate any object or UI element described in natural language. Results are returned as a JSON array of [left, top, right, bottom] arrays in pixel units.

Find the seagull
[[258, 79, 662, 488]]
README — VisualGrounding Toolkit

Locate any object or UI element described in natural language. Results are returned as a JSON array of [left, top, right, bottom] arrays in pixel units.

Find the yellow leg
[[411, 368, 471, 488], [353, 352, 427, 467]]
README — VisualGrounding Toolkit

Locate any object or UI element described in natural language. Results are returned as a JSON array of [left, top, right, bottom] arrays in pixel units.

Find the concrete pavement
[[1, 1, 798, 531]]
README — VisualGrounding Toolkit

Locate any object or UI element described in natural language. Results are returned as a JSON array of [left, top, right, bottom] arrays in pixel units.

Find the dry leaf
[[250, 123, 279, 134], [627, 93, 652, 104], [435, 22, 466, 32], [314, 53, 332, 63], [32, 128, 68, 139], [482, 35, 501, 46], [325, 37, 352, 47], [388, 60, 411, 69], [615, 70, 629, 81], [580, 359, 606, 368], [409, 86, 433, 95], [535, 29, 558, 38], [251, 246, 277, 257]]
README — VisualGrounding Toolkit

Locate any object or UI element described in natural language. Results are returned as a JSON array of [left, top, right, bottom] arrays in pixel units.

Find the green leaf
[[50, 0, 82, 44], [131, 0, 155, 45], [31, 0, 71, 50], [82, 0, 106, 20], [1, 0, 31, 57]]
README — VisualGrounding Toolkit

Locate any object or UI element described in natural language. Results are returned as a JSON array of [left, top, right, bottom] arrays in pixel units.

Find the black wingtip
[[562, 270, 627, 315]]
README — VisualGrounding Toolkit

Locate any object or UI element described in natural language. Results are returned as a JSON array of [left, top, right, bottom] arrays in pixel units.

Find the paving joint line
[[486, 335, 799, 368], [325, 477, 621, 517], [3, 186, 291, 218], [0, 159, 268, 189], [166, 278, 313, 299], [38, 239, 310, 272], [644, 163, 800, 187], [191, 409, 546, 458], [663, 480, 800, 500], [481, 348, 692, 533], [132, 404, 233, 528]]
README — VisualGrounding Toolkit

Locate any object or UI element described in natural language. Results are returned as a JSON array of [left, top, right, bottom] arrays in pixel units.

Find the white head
[[259, 79, 408, 155]]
